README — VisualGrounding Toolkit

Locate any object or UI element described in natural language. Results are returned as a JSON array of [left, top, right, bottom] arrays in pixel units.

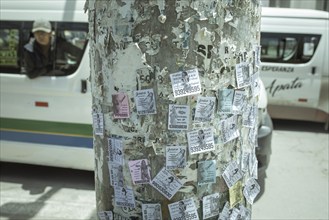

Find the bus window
[[0, 28, 20, 73], [261, 33, 321, 64]]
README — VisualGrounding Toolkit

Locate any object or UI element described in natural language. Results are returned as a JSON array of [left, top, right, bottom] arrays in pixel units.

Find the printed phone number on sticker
[[174, 85, 200, 96], [190, 144, 214, 153]]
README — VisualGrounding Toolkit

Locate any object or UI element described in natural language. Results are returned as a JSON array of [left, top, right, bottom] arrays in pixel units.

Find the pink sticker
[[128, 159, 151, 185], [112, 93, 130, 119]]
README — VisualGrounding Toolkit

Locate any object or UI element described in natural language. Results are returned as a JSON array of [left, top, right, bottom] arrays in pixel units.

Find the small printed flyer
[[202, 193, 220, 219], [168, 104, 190, 130], [168, 198, 199, 220], [142, 203, 162, 220], [128, 159, 152, 185], [92, 111, 104, 136], [150, 167, 182, 200], [229, 181, 243, 208], [170, 69, 201, 98], [222, 161, 243, 189], [194, 96, 216, 122], [114, 186, 136, 208], [134, 89, 157, 115], [197, 160, 216, 185], [98, 211, 113, 220], [235, 62, 251, 89], [108, 137, 123, 165], [109, 162, 124, 187], [220, 115, 240, 144], [243, 178, 260, 205], [232, 90, 246, 114], [218, 88, 234, 114], [187, 128, 215, 154], [112, 93, 130, 119], [166, 146, 187, 170]]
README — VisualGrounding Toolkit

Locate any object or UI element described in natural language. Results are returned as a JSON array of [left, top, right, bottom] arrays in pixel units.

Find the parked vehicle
[[260, 7, 329, 129]]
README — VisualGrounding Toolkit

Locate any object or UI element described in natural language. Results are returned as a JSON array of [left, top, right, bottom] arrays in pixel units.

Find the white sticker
[[251, 72, 261, 97], [218, 89, 234, 114], [235, 62, 250, 89], [166, 146, 187, 170], [98, 211, 113, 220], [230, 207, 241, 220], [197, 160, 216, 185], [170, 69, 201, 98], [202, 193, 220, 219], [220, 115, 240, 144], [114, 186, 136, 208], [243, 178, 261, 205], [222, 161, 243, 188], [239, 204, 252, 220], [109, 163, 124, 187], [194, 96, 216, 122], [128, 159, 152, 185], [150, 167, 183, 200], [187, 128, 215, 154], [92, 111, 104, 136], [168, 198, 199, 220], [168, 104, 190, 130], [218, 202, 230, 220], [243, 104, 257, 128], [112, 93, 130, 119], [232, 90, 246, 114], [142, 203, 162, 220], [108, 137, 124, 165], [134, 89, 157, 115]]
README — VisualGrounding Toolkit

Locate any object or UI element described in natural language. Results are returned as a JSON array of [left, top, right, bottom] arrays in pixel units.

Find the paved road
[[0, 120, 328, 220]]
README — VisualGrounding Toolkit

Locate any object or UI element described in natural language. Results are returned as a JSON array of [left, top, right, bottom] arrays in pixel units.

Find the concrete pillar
[[87, 0, 262, 219]]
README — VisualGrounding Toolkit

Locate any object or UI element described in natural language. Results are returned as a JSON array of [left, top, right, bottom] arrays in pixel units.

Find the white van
[[0, 0, 94, 170], [0, 1, 273, 177], [260, 7, 329, 128]]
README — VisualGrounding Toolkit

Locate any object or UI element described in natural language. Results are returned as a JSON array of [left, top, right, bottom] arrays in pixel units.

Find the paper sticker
[[202, 193, 220, 219], [232, 90, 246, 114], [243, 178, 260, 205], [92, 111, 104, 136], [142, 203, 162, 220], [108, 137, 124, 165], [134, 89, 157, 115], [150, 167, 183, 200], [114, 186, 136, 208], [128, 159, 151, 185], [229, 181, 243, 208], [235, 62, 250, 89], [220, 115, 240, 144], [218, 89, 234, 114], [109, 163, 124, 187], [230, 207, 241, 220], [249, 152, 258, 179], [194, 96, 216, 122], [218, 202, 230, 220], [222, 161, 243, 188], [168, 104, 190, 130], [239, 204, 252, 220], [170, 69, 201, 98], [187, 128, 215, 154], [197, 160, 216, 185], [98, 211, 113, 220], [112, 93, 130, 119], [241, 151, 251, 173], [166, 146, 187, 170], [251, 72, 261, 97], [168, 198, 199, 220], [243, 104, 257, 128]]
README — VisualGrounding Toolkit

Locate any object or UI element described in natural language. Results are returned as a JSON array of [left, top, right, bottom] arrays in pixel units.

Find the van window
[[0, 21, 88, 76], [260, 33, 321, 64]]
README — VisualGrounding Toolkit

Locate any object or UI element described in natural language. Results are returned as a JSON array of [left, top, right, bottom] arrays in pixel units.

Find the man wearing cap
[[23, 19, 83, 79]]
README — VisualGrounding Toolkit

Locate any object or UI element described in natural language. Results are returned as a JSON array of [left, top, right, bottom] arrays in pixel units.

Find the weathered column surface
[[87, 0, 262, 219]]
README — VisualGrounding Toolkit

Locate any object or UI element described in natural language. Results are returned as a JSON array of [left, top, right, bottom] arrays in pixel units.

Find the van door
[[260, 32, 323, 109]]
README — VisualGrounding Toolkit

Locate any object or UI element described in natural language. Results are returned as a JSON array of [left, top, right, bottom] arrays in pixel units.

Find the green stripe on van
[[0, 117, 92, 137]]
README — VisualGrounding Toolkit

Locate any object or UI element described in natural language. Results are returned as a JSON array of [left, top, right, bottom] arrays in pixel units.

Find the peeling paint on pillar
[[87, 0, 262, 219]]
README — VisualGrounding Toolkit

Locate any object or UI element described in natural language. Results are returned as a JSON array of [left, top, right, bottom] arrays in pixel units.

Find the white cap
[[32, 19, 52, 33]]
